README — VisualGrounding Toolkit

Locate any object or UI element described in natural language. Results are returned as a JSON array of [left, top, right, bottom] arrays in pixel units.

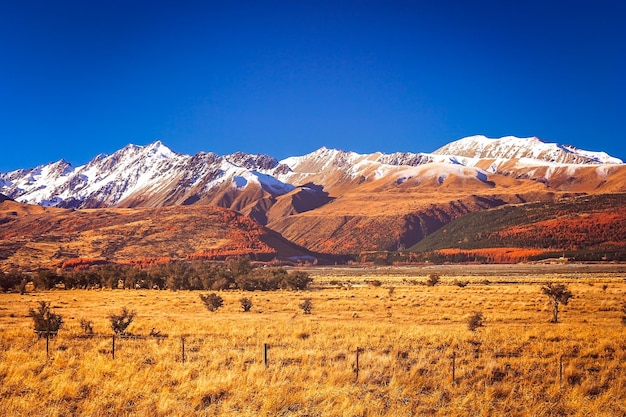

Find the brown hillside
[[267, 165, 564, 254], [0, 201, 313, 271]]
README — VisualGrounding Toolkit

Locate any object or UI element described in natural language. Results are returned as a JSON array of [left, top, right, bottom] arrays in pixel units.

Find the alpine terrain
[[1, 135, 625, 269]]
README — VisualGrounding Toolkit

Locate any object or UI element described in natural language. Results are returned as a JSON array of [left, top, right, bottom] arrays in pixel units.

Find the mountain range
[[1, 135, 625, 268]]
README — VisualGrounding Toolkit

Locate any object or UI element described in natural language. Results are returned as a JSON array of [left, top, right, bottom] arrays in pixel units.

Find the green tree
[[200, 293, 224, 312], [282, 271, 313, 290], [109, 307, 136, 335], [0, 270, 26, 292], [29, 301, 63, 338], [33, 270, 62, 290], [228, 257, 252, 278], [541, 283, 573, 323]]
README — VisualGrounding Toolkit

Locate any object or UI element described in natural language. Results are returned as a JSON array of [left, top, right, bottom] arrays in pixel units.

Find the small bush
[[200, 293, 224, 312], [426, 274, 440, 287], [299, 298, 313, 314], [29, 301, 63, 338], [109, 307, 136, 335], [240, 297, 253, 312], [79, 318, 94, 335], [467, 312, 485, 332], [454, 279, 469, 288]]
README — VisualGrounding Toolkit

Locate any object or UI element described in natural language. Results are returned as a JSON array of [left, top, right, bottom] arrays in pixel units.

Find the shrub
[[468, 312, 485, 331], [282, 271, 312, 290], [0, 272, 28, 294], [426, 274, 440, 287], [299, 298, 313, 314], [240, 297, 253, 312], [454, 279, 469, 288], [109, 307, 136, 335], [200, 293, 224, 312], [17, 279, 28, 294], [33, 270, 62, 290], [79, 318, 94, 335], [29, 301, 63, 338]]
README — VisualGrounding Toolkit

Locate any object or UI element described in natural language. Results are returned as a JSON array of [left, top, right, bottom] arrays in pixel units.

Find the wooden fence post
[[46, 331, 50, 358], [112, 335, 115, 360], [559, 355, 563, 386], [451, 351, 456, 384], [181, 337, 186, 364], [263, 343, 269, 368], [355, 347, 360, 381]]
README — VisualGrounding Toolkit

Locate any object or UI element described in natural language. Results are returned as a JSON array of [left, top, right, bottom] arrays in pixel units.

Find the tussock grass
[[0, 268, 624, 416]]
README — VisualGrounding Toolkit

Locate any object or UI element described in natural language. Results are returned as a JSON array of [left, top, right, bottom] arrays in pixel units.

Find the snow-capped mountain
[[433, 135, 622, 165], [0, 141, 297, 209], [0, 136, 623, 215]]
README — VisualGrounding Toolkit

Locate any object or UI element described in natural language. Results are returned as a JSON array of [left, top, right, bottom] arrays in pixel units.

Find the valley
[[1, 265, 624, 416]]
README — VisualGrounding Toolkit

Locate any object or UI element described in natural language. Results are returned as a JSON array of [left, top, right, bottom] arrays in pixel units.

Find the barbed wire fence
[[16, 331, 624, 389]]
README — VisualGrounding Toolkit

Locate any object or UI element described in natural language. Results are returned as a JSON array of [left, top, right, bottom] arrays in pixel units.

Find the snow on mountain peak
[[144, 140, 178, 159], [433, 135, 623, 165], [0, 136, 622, 209]]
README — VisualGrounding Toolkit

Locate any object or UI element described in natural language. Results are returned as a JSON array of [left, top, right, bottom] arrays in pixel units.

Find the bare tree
[[541, 283, 573, 323]]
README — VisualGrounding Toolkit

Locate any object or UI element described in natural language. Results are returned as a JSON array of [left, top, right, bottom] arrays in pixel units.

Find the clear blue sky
[[1, 0, 624, 171]]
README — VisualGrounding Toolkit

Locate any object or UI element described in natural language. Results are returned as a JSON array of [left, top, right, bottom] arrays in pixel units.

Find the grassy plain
[[0, 264, 625, 416]]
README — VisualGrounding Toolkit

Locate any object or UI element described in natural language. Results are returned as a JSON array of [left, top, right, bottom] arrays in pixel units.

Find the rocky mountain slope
[[0, 199, 317, 271], [1, 136, 624, 259], [403, 193, 626, 263]]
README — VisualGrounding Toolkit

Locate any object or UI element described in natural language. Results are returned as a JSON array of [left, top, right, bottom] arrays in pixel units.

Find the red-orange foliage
[[437, 248, 548, 263], [187, 211, 277, 260], [118, 257, 173, 268], [61, 258, 108, 269], [494, 208, 626, 251]]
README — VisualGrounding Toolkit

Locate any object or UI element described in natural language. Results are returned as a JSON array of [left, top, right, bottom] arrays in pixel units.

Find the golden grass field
[[0, 264, 625, 416]]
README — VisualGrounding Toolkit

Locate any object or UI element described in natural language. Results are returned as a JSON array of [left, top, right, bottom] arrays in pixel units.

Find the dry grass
[[1, 266, 625, 416]]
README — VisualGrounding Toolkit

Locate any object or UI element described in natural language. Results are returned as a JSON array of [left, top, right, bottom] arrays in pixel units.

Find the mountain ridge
[[1, 135, 622, 211], [1, 136, 625, 262]]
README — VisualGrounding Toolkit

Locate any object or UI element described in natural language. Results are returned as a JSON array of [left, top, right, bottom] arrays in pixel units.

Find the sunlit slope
[[409, 193, 626, 257], [0, 201, 313, 271]]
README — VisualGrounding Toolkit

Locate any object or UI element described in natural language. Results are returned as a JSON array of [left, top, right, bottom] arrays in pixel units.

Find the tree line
[[0, 258, 312, 292]]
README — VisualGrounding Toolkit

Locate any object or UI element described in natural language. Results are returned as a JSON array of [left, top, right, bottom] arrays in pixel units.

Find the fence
[[23, 331, 624, 389]]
